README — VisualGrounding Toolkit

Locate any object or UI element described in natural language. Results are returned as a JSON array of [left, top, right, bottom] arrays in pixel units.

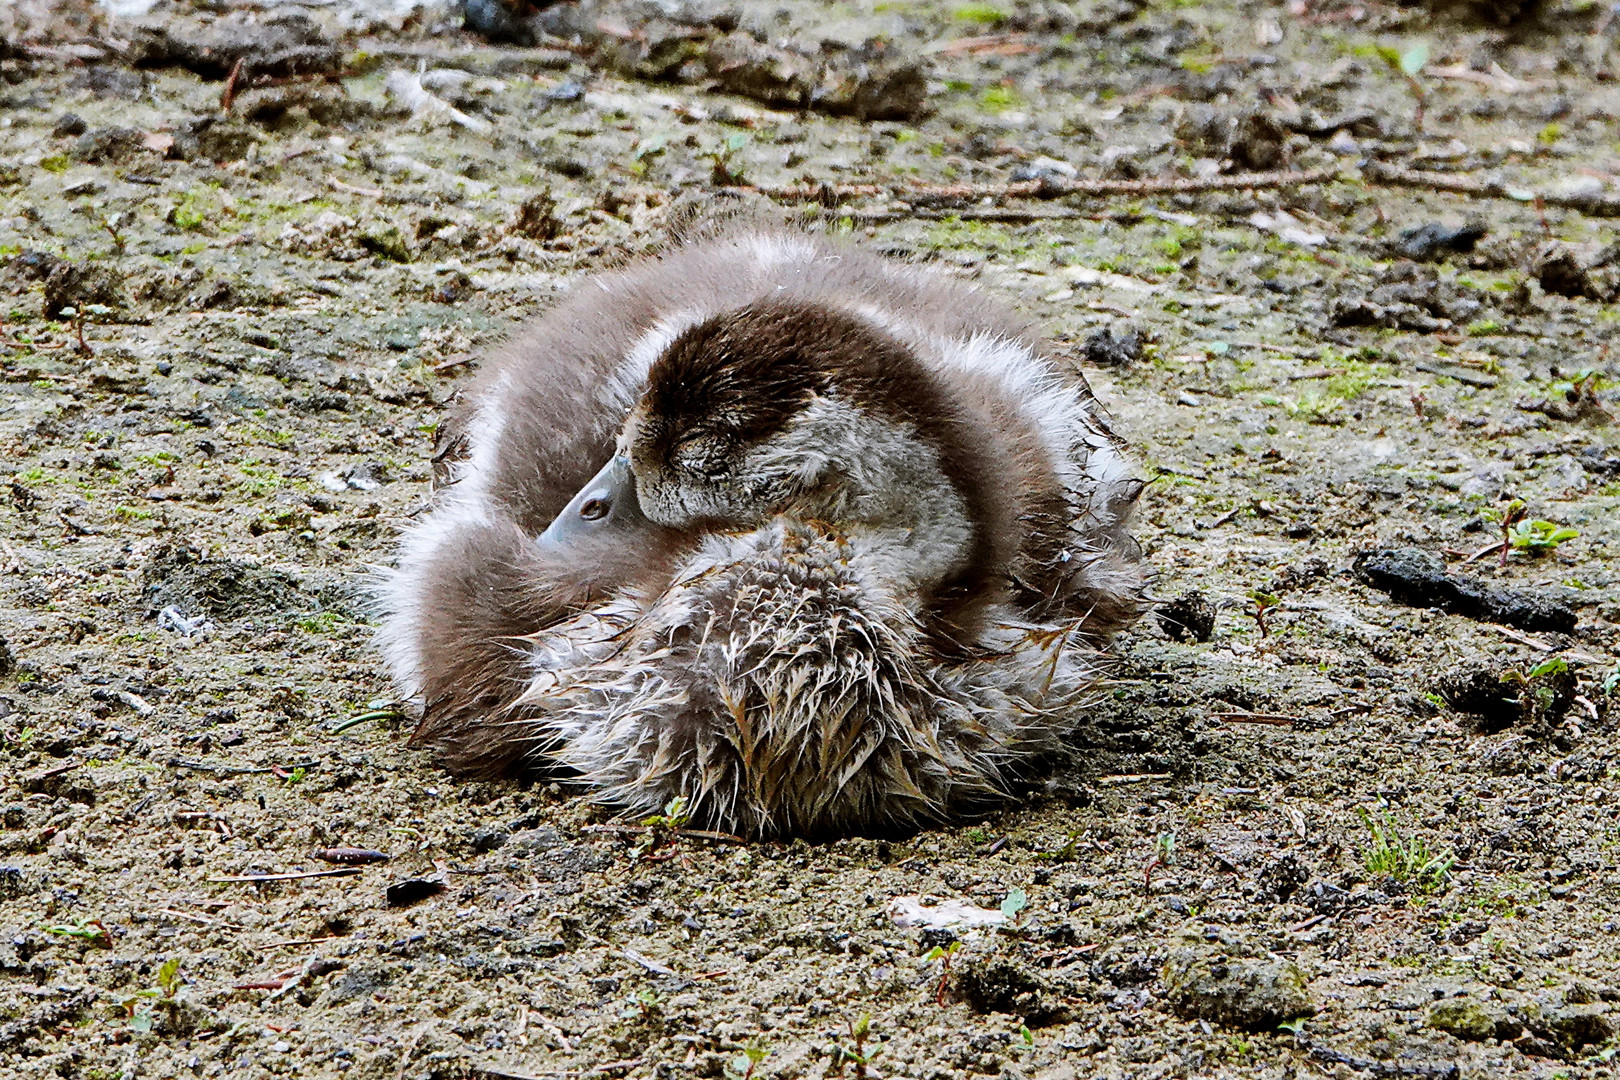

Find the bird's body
[[377, 229, 1147, 838]]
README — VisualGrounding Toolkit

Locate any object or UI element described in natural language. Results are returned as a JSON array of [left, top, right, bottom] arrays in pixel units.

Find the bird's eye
[[579, 496, 610, 521]]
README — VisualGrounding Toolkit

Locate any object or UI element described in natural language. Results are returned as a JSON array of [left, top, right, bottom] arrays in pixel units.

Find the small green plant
[[727, 1038, 769, 1080], [169, 191, 209, 231], [831, 1013, 880, 1079], [623, 987, 661, 1022], [1508, 518, 1578, 556], [283, 766, 307, 787], [45, 918, 112, 948], [979, 84, 1022, 113], [1358, 808, 1455, 894], [1484, 498, 1528, 567], [954, 3, 1008, 24], [706, 131, 750, 186], [1247, 591, 1281, 638], [1526, 657, 1569, 680], [634, 795, 692, 859], [1039, 830, 1085, 863], [923, 940, 962, 1005], [1372, 41, 1429, 132], [156, 957, 182, 998], [1000, 886, 1029, 922]]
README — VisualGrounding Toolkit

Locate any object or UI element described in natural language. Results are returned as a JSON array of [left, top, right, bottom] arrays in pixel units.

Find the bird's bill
[[537, 454, 649, 552]]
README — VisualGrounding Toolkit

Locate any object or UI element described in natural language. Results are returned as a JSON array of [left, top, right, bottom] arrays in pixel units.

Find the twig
[[1096, 773, 1172, 785], [152, 908, 245, 930], [1211, 712, 1298, 726], [329, 177, 387, 200], [167, 758, 319, 776], [209, 868, 362, 883], [744, 167, 1344, 207], [430, 354, 477, 373], [580, 824, 748, 845], [1490, 625, 1556, 653], [1363, 161, 1620, 217], [221, 58, 244, 115], [1287, 914, 1331, 933]]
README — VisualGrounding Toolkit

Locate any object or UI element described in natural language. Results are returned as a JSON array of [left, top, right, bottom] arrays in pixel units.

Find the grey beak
[[537, 454, 648, 552]]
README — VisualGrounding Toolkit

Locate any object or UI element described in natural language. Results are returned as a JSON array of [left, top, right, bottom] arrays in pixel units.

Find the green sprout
[[45, 918, 112, 947], [1358, 808, 1455, 894], [1508, 519, 1578, 556], [831, 1013, 880, 1079]]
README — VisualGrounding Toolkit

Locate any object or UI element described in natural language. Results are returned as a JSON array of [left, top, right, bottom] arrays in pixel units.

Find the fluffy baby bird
[[378, 229, 1147, 838]]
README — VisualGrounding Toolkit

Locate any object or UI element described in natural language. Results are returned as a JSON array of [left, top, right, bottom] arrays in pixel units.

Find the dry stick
[[1363, 161, 1620, 218], [749, 161, 1620, 220], [209, 868, 362, 883], [1211, 712, 1298, 726], [744, 166, 1345, 206], [579, 823, 748, 845], [220, 58, 245, 115]]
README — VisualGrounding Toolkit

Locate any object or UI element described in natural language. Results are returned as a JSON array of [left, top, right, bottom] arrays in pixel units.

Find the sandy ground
[[1, 1, 1619, 1078]]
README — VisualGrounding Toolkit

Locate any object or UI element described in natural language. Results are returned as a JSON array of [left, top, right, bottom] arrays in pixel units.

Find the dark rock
[[232, 85, 372, 130], [1394, 222, 1487, 262], [1176, 107, 1288, 171], [42, 260, 126, 319], [814, 45, 928, 122], [52, 112, 87, 138], [0, 866, 34, 900], [951, 952, 1072, 1026], [324, 960, 393, 1003], [470, 825, 509, 852], [71, 127, 147, 164], [1522, 1002, 1614, 1055], [141, 543, 309, 621], [1082, 325, 1143, 368], [1158, 591, 1216, 643], [173, 116, 261, 163], [1161, 947, 1314, 1030], [68, 66, 146, 101], [1257, 853, 1308, 903], [0, 990, 96, 1051], [1522, 239, 1613, 299], [1579, 446, 1620, 476], [0, 632, 11, 676], [1437, 658, 1576, 733], [128, 13, 343, 81], [705, 32, 818, 108], [463, 0, 546, 45], [385, 876, 446, 907], [511, 191, 562, 241], [1427, 997, 1498, 1041], [1352, 548, 1578, 634]]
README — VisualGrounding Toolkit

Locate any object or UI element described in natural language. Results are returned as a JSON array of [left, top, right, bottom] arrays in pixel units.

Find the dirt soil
[[2, 1, 1620, 1078]]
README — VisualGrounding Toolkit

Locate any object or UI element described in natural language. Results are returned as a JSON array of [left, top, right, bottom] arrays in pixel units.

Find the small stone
[[1394, 222, 1487, 262], [1158, 591, 1216, 643], [385, 876, 445, 908], [1427, 998, 1496, 1041], [470, 825, 509, 853], [359, 221, 412, 264], [53, 113, 87, 138], [1161, 948, 1315, 1030], [1524, 1002, 1614, 1052], [1082, 325, 1143, 368], [951, 952, 1071, 1027]]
